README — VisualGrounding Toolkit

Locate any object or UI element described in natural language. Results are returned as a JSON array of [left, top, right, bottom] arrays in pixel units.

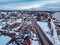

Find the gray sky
[[0, 0, 60, 10]]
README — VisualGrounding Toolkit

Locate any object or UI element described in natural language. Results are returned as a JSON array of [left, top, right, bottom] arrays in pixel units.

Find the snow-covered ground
[[31, 33, 39, 45], [16, 18, 22, 23], [31, 40, 39, 45], [51, 19, 60, 45], [0, 35, 11, 45]]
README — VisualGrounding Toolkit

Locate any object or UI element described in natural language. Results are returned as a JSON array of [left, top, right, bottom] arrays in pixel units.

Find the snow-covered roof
[[0, 35, 11, 45]]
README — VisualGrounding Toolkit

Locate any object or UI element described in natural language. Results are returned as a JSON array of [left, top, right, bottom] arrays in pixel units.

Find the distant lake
[[52, 12, 60, 21]]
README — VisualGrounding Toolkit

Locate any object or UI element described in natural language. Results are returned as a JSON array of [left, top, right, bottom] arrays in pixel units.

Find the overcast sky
[[0, 0, 60, 10]]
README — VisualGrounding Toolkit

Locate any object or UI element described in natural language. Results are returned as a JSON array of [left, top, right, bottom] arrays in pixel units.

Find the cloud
[[0, 0, 60, 10], [0, 2, 45, 10]]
